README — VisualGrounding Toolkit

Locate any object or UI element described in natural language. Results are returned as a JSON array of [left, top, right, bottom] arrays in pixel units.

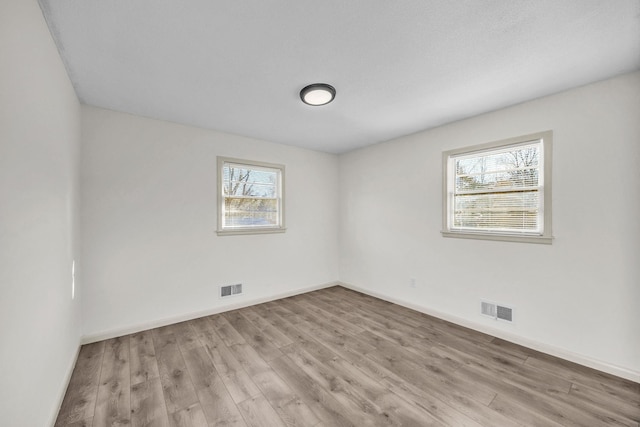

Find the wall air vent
[[481, 300, 513, 323], [497, 305, 513, 322], [481, 301, 496, 318], [221, 284, 242, 298]]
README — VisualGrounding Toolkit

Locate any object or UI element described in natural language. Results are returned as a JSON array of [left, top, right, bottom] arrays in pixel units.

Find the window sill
[[217, 227, 287, 236], [441, 230, 553, 244]]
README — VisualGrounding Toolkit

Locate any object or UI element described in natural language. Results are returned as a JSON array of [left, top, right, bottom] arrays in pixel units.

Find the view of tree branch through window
[[217, 157, 285, 234], [443, 131, 552, 243]]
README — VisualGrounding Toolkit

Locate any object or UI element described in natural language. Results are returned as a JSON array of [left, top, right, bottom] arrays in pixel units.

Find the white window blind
[[442, 131, 552, 244]]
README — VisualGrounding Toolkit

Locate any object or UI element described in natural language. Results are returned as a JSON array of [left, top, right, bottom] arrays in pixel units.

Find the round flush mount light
[[300, 83, 336, 106]]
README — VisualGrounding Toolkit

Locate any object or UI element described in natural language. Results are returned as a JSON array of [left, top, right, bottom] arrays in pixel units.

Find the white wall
[[0, 0, 82, 426], [80, 106, 339, 339], [339, 72, 640, 380]]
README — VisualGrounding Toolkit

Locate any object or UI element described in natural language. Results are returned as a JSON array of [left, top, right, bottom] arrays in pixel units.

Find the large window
[[217, 157, 285, 235], [442, 131, 552, 244]]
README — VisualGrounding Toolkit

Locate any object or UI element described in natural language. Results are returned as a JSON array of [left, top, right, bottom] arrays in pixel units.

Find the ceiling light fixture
[[300, 83, 336, 106]]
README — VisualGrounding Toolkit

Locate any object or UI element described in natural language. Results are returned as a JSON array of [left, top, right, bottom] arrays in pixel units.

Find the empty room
[[2, 0, 639, 426]]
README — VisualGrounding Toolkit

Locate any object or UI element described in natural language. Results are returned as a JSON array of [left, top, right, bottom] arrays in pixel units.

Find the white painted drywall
[[339, 72, 640, 378], [0, 0, 82, 425], [80, 106, 339, 338]]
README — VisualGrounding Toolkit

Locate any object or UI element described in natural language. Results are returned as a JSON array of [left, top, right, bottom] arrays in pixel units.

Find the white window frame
[[442, 131, 553, 244], [217, 156, 286, 236]]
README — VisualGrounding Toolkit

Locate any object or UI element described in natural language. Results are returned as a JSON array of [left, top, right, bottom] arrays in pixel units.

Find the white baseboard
[[338, 281, 640, 383], [81, 281, 338, 344], [50, 340, 82, 427]]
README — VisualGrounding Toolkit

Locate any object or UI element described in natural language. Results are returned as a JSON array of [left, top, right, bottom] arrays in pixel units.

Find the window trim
[[217, 156, 286, 236], [441, 131, 553, 244]]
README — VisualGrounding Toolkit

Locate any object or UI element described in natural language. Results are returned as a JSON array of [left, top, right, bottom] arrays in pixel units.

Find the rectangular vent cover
[[481, 301, 496, 317], [481, 300, 513, 322], [221, 283, 242, 298], [497, 305, 513, 322]]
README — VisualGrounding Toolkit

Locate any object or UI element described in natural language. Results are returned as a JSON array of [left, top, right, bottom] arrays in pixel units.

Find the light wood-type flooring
[[55, 286, 640, 426]]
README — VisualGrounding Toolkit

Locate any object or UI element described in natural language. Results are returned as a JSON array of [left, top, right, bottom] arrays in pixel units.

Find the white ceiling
[[39, 0, 640, 153]]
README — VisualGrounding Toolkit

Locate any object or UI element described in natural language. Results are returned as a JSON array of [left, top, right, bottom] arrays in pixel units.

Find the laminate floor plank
[[276, 298, 330, 326], [55, 286, 639, 427], [130, 331, 160, 386], [323, 293, 489, 363], [550, 390, 640, 427], [223, 310, 283, 361], [322, 288, 440, 332], [208, 313, 247, 347], [227, 342, 273, 378], [268, 355, 358, 427], [181, 346, 246, 426], [488, 393, 565, 427], [240, 308, 295, 348], [281, 343, 380, 426], [357, 330, 498, 406], [429, 341, 573, 396], [163, 321, 202, 352], [569, 383, 640, 423], [261, 300, 306, 324], [410, 321, 498, 354], [376, 374, 488, 427], [372, 391, 445, 426], [227, 342, 284, 390], [248, 304, 322, 348], [65, 418, 93, 427], [488, 336, 544, 359], [309, 290, 421, 332], [302, 316, 468, 419], [330, 288, 496, 345], [227, 342, 323, 427], [525, 353, 640, 403], [187, 316, 217, 337], [325, 349, 481, 427], [152, 333, 199, 415], [441, 333, 528, 367], [294, 319, 377, 356], [237, 394, 287, 427], [380, 375, 521, 427], [55, 341, 105, 426], [459, 363, 629, 427], [198, 335, 262, 404], [131, 377, 170, 427], [288, 295, 366, 336], [317, 298, 470, 377], [356, 328, 460, 378], [284, 341, 447, 427], [93, 337, 131, 427], [251, 303, 350, 366], [168, 404, 208, 427], [282, 332, 338, 365], [253, 368, 321, 427], [307, 292, 434, 347]]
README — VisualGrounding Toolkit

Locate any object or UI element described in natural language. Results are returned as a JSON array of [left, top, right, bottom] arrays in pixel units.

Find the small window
[[442, 131, 552, 244], [217, 157, 285, 235]]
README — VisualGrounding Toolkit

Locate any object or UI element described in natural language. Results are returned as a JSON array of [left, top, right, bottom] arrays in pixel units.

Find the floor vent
[[481, 300, 513, 322], [221, 284, 242, 298]]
